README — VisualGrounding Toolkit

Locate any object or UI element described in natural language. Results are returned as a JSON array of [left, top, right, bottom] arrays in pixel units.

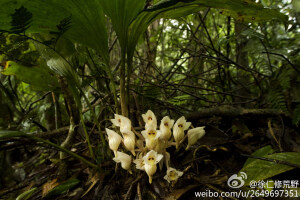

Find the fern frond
[[292, 104, 300, 126], [267, 89, 287, 112], [49, 15, 72, 38], [277, 67, 293, 90], [10, 6, 32, 34]]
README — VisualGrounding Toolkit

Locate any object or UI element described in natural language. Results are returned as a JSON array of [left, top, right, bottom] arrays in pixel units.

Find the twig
[[262, 51, 299, 74], [124, 182, 134, 200], [26, 92, 51, 113], [34, 126, 71, 138], [137, 182, 142, 200], [267, 120, 283, 151], [124, 174, 143, 200]]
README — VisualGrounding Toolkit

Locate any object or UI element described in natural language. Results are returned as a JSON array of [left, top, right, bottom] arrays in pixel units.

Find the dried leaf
[[42, 179, 59, 197]]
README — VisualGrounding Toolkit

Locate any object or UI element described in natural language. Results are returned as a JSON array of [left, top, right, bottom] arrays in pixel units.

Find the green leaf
[[0, 0, 108, 63], [16, 187, 37, 200], [10, 6, 32, 34], [1, 61, 59, 91], [99, 0, 146, 55], [33, 39, 82, 108], [240, 152, 300, 186], [45, 178, 80, 198], [243, 145, 274, 167]]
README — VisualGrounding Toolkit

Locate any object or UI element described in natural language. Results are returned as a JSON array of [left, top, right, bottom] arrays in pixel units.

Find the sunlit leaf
[[243, 145, 274, 167], [241, 152, 300, 186], [1, 61, 59, 91], [0, 0, 108, 62]]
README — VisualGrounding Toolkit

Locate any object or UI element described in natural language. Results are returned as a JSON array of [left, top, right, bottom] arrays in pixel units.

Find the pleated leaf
[[0, 0, 108, 63], [1, 61, 59, 91], [99, 0, 146, 53], [241, 152, 300, 186]]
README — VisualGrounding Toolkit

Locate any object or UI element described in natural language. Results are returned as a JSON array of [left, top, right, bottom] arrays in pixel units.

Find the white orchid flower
[[133, 153, 145, 170], [105, 128, 123, 156], [142, 126, 160, 150], [186, 126, 206, 150], [111, 114, 132, 134], [159, 116, 175, 141], [143, 150, 163, 183], [113, 151, 132, 174], [122, 130, 136, 156], [164, 167, 183, 183], [173, 116, 191, 148], [142, 110, 157, 130], [144, 164, 157, 184], [110, 114, 122, 127]]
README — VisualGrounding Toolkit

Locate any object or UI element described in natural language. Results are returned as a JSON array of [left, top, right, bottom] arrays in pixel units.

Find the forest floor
[[1, 110, 300, 200]]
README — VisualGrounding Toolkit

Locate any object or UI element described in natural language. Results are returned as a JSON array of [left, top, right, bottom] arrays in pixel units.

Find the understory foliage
[[0, 0, 299, 199]]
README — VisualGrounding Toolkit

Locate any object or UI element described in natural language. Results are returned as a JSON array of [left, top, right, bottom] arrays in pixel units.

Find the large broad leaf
[[243, 145, 274, 167], [33, 38, 82, 108], [0, 0, 109, 63], [99, 0, 146, 53], [1, 61, 59, 91], [240, 149, 300, 186], [127, 0, 288, 63]]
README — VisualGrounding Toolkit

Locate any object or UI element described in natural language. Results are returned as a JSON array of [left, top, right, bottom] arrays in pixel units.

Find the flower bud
[[122, 130, 136, 156], [173, 116, 191, 148], [113, 151, 132, 174], [111, 114, 132, 134], [105, 128, 123, 156], [185, 126, 205, 150], [159, 116, 174, 140], [111, 114, 122, 127]]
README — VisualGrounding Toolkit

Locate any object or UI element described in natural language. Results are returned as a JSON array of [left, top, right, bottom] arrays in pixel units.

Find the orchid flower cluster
[[105, 110, 206, 184]]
